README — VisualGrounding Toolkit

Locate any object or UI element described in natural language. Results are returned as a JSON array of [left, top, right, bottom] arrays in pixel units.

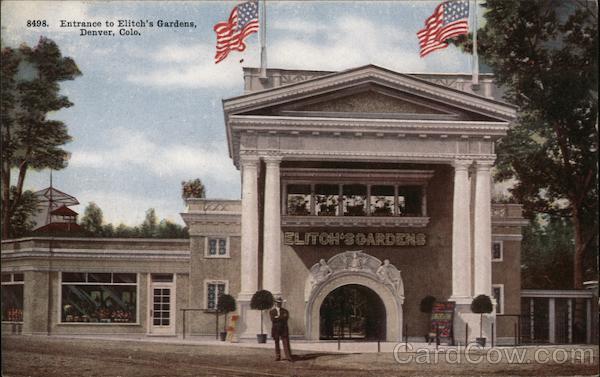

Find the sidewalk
[[46, 334, 572, 354]]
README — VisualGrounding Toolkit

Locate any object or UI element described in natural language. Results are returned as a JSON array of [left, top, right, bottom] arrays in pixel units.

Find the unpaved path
[[1, 335, 598, 376]]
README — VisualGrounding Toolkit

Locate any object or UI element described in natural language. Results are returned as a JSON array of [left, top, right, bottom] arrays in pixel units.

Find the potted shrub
[[217, 294, 237, 341], [420, 295, 437, 342], [471, 294, 493, 347], [250, 290, 274, 343]]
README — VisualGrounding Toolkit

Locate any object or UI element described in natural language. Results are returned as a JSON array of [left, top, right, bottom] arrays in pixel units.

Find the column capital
[[262, 155, 283, 165], [451, 159, 473, 171], [474, 160, 495, 171], [240, 155, 260, 167]]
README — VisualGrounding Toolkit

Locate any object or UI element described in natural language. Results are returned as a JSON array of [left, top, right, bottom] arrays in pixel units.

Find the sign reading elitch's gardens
[[283, 232, 427, 246]]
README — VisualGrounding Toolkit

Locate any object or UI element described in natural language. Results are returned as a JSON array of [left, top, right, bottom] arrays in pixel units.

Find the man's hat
[[274, 297, 283, 303]]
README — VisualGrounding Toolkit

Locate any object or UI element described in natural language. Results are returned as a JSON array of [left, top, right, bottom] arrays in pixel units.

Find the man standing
[[269, 297, 293, 362]]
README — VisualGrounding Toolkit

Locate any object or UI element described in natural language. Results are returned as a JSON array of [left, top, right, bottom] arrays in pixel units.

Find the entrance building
[[183, 65, 525, 342]]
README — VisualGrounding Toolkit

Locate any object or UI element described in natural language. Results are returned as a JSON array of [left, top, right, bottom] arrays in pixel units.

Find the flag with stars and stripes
[[417, 0, 469, 57], [214, 1, 259, 64]]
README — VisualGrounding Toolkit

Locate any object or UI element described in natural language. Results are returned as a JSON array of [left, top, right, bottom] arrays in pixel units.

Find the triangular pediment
[[224, 65, 516, 122]]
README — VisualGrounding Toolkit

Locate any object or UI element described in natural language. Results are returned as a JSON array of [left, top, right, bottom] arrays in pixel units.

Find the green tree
[[181, 178, 206, 200], [140, 208, 157, 238], [521, 216, 575, 289], [114, 223, 138, 238], [1, 37, 82, 239], [80, 202, 104, 236], [6, 188, 39, 238], [156, 219, 189, 238], [457, 0, 598, 290]]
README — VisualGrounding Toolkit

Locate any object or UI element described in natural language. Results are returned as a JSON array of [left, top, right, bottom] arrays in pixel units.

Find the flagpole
[[259, 0, 267, 79], [471, 0, 479, 89]]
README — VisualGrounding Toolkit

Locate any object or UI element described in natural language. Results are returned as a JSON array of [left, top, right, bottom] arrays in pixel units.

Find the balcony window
[[286, 184, 311, 216], [370, 185, 394, 216], [398, 186, 422, 216], [315, 184, 339, 216], [343, 184, 367, 216]]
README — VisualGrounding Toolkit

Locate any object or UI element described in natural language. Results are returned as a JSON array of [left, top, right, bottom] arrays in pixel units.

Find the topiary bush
[[420, 295, 437, 314], [471, 294, 493, 339], [250, 290, 274, 335], [217, 294, 237, 333]]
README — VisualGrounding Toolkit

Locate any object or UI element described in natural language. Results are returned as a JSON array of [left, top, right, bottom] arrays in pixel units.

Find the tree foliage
[[5, 188, 39, 238], [80, 202, 104, 236], [457, 0, 598, 289], [181, 178, 206, 200], [78, 203, 188, 238], [1, 37, 81, 239], [140, 208, 158, 238]]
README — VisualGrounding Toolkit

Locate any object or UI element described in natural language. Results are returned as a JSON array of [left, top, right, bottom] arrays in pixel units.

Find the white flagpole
[[259, 0, 267, 79], [471, 0, 479, 88]]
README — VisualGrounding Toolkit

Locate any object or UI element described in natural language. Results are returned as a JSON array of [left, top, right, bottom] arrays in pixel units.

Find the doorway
[[148, 274, 175, 335], [319, 284, 386, 340]]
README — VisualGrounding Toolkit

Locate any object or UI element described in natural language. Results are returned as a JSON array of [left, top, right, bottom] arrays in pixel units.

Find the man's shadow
[[291, 352, 339, 361]]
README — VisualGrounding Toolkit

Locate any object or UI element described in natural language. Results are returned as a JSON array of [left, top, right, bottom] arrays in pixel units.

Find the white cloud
[[76, 189, 182, 226], [126, 42, 258, 88], [70, 128, 238, 183]]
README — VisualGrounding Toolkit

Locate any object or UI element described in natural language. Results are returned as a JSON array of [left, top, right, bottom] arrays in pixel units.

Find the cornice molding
[[229, 115, 509, 135], [282, 215, 430, 228]]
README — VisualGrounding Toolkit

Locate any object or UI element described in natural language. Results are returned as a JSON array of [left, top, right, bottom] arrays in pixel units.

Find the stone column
[[473, 160, 493, 296], [262, 156, 282, 297], [237, 156, 261, 338], [240, 156, 260, 296], [450, 160, 472, 303]]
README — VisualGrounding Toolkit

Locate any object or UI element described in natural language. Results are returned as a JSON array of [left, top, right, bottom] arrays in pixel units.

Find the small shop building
[[2, 65, 597, 345]]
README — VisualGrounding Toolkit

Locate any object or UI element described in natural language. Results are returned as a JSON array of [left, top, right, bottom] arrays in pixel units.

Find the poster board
[[428, 301, 455, 344]]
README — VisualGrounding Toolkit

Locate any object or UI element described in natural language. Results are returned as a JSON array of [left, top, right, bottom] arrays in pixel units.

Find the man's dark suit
[[269, 306, 292, 361]]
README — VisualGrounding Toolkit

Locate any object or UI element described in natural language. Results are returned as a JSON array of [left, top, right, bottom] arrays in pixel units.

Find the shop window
[[205, 280, 227, 311], [343, 184, 367, 216], [398, 186, 422, 216], [1, 273, 24, 322], [315, 184, 339, 216], [492, 241, 503, 261], [370, 185, 394, 216], [492, 285, 504, 314], [206, 237, 229, 258], [286, 184, 311, 216], [60, 272, 137, 324]]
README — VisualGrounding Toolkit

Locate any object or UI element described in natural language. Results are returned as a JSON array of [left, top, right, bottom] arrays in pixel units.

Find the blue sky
[[1, 1, 474, 226]]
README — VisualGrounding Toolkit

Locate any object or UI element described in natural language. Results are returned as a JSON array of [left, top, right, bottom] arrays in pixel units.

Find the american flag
[[417, 0, 469, 57], [214, 1, 259, 64]]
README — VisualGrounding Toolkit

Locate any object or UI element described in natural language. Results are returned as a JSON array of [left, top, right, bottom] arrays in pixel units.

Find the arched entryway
[[305, 270, 403, 341], [319, 284, 386, 340]]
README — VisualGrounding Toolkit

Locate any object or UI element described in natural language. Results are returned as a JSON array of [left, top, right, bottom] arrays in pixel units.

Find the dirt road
[[1, 335, 598, 376]]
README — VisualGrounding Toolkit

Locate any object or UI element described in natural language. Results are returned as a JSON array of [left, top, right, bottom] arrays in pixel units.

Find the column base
[[452, 303, 496, 346], [449, 296, 473, 306], [236, 294, 269, 340]]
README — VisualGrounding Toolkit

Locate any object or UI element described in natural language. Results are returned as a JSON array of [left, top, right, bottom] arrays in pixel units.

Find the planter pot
[[220, 332, 227, 341], [476, 337, 486, 347], [256, 334, 267, 343]]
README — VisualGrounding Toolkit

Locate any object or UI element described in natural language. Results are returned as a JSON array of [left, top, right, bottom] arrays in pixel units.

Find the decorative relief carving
[[280, 74, 320, 84], [298, 91, 443, 114], [492, 207, 507, 217], [305, 251, 405, 302]]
